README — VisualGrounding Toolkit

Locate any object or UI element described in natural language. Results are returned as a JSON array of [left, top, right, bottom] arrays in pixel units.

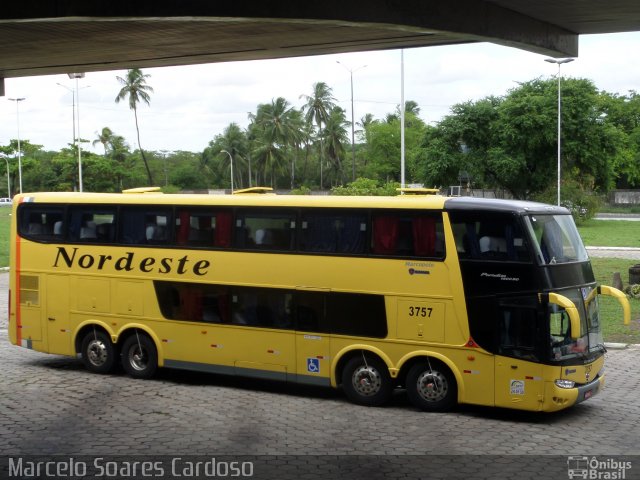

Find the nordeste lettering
[[53, 246, 210, 276]]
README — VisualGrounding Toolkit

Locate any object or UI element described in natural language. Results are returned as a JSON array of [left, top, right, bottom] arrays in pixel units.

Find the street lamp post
[[57, 82, 76, 153], [545, 58, 574, 206], [221, 150, 234, 193], [68, 73, 86, 191], [8, 97, 25, 194], [337, 61, 366, 182]]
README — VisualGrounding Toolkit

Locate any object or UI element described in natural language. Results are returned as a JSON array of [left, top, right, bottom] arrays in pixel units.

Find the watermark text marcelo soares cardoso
[[7, 457, 254, 478]]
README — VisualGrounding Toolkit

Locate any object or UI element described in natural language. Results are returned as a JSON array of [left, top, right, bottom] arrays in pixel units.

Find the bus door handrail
[[598, 285, 631, 326], [539, 292, 581, 340]]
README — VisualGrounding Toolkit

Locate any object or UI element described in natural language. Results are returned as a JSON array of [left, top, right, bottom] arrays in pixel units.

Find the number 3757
[[408, 306, 433, 317]]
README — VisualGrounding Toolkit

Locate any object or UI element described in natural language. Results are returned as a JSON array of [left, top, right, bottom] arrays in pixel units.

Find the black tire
[[120, 332, 158, 379], [341, 354, 393, 407], [80, 330, 117, 374], [406, 360, 457, 412]]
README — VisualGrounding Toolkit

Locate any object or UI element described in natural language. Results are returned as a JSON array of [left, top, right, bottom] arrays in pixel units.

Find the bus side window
[[451, 216, 529, 262], [236, 211, 296, 251], [154, 281, 231, 323], [68, 207, 116, 243], [372, 213, 445, 258], [176, 209, 232, 248], [498, 304, 539, 361], [231, 288, 293, 329], [121, 207, 171, 245], [300, 211, 367, 254], [19, 207, 65, 241]]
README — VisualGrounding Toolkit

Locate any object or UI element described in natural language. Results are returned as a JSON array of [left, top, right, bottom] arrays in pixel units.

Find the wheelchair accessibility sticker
[[307, 358, 320, 374]]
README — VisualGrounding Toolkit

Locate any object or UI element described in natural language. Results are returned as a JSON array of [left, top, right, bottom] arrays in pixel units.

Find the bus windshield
[[549, 286, 605, 362], [525, 214, 588, 265]]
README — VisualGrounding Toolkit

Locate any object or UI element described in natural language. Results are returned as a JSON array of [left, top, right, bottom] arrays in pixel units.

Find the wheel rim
[[351, 365, 383, 397], [415, 370, 448, 403], [86, 339, 108, 367], [128, 345, 148, 371]]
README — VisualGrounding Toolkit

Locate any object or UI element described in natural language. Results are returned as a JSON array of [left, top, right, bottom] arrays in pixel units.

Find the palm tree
[[202, 122, 248, 189], [324, 107, 350, 185], [93, 127, 115, 156], [300, 82, 336, 189], [249, 97, 300, 187], [115, 68, 154, 185]]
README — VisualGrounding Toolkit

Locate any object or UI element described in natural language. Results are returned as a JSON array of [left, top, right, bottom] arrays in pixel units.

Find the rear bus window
[[19, 206, 65, 241]]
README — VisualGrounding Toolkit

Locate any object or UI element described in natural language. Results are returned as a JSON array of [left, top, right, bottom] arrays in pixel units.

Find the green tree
[[203, 123, 248, 189], [249, 97, 301, 187], [115, 68, 154, 186], [92, 127, 115, 155], [301, 82, 336, 189], [323, 106, 350, 185]]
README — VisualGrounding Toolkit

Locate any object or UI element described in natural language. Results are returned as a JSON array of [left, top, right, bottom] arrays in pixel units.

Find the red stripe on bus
[[15, 198, 23, 345]]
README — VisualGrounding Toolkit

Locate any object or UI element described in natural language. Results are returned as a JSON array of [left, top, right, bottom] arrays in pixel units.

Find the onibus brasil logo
[[567, 456, 632, 479]]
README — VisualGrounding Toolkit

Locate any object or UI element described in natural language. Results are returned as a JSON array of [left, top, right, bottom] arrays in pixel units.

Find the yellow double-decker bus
[[8, 188, 630, 412]]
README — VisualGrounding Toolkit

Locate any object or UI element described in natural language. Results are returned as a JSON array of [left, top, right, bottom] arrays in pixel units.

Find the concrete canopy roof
[[1, 1, 639, 80]]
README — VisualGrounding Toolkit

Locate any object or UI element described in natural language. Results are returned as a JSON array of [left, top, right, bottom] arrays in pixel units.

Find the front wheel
[[406, 360, 457, 412], [81, 330, 117, 374], [121, 332, 158, 379], [341, 354, 393, 407]]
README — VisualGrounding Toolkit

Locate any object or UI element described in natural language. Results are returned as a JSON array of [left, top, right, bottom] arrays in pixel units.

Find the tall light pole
[[545, 58, 574, 206], [69, 73, 85, 191], [400, 49, 406, 189], [337, 61, 366, 182], [57, 82, 76, 153], [8, 97, 25, 194], [221, 150, 234, 193]]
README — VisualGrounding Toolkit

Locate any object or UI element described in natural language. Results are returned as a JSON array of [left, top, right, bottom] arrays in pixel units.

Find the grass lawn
[[590, 257, 640, 344], [577, 219, 640, 247], [0, 208, 10, 268], [0, 209, 637, 342]]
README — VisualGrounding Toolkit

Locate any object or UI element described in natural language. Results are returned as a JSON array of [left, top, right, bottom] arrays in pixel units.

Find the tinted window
[[176, 209, 232, 248], [300, 211, 367, 254], [450, 213, 530, 262], [155, 282, 232, 323], [235, 210, 296, 251], [154, 281, 387, 338], [120, 207, 171, 245], [19, 206, 65, 241], [498, 298, 540, 361], [69, 206, 116, 243], [327, 292, 387, 338], [231, 288, 293, 329], [371, 212, 445, 258]]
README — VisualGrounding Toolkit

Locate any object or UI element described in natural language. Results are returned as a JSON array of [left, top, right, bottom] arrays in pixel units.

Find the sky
[[1, 31, 639, 155]]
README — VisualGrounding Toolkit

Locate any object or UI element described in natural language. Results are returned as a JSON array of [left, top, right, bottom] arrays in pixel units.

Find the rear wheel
[[341, 354, 393, 407], [81, 330, 116, 374], [406, 360, 457, 412], [121, 332, 158, 379]]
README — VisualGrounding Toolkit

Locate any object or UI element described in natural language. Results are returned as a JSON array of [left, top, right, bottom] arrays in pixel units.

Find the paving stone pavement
[[1, 272, 639, 479]]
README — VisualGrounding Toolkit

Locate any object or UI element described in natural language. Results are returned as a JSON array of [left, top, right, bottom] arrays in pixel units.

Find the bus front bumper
[[543, 373, 605, 412]]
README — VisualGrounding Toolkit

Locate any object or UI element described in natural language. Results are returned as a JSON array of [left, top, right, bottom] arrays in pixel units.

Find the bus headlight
[[555, 379, 575, 389]]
